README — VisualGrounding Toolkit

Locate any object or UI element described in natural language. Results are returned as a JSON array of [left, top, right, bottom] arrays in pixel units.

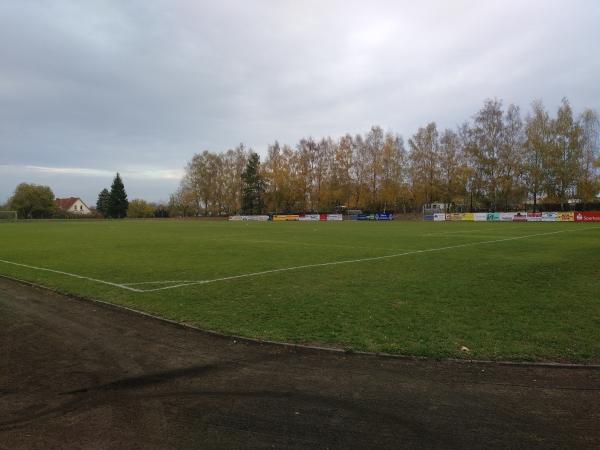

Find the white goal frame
[[0, 211, 18, 222]]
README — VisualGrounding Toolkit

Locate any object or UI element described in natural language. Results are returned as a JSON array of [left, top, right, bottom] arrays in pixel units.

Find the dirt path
[[1, 278, 599, 449]]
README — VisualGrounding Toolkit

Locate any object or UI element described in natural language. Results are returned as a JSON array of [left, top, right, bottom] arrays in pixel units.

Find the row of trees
[[169, 145, 249, 216], [3, 175, 172, 219], [171, 98, 599, 215], [3, 174, 130, 219]]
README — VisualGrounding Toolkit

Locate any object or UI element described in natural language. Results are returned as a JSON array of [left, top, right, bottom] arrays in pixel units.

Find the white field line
[[421, 224, 555, 237], [0, 259, 144, 292], [125, 280, 199, 286], [422, 228, 490, 236], [125, 226, 600, 292]]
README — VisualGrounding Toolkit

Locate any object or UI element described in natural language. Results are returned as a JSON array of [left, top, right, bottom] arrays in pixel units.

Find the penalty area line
[[133, 226, 600, 292], [0, 259, 144, 292]]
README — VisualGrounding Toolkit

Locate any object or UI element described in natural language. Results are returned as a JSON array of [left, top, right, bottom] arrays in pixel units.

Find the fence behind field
[[425, 211, 600, 222]]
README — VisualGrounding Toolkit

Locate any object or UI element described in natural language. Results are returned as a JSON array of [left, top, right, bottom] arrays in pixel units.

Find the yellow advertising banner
[[555, 212, 574, 222], [461, 213, 475, 221], [273, 215, 300, 221]]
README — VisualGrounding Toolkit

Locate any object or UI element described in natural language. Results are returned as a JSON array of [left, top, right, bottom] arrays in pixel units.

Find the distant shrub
[[127, 199, 155, 218]]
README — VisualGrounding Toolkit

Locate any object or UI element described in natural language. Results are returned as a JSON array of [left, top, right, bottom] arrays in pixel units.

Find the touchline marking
[[422, 224, 559, 237], [422, 228, 490, 236], [0, 259, 144, 292], [128, 226, 600, 292]]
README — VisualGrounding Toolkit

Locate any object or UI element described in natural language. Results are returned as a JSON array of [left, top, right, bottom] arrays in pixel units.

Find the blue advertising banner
[[357, 213, 393, 220], [357, 213, 375, 220]]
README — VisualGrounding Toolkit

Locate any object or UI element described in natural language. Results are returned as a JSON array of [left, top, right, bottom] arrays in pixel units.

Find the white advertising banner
[[327, 214, 343, 221], [542, 212, 558, 222], [229, 215, 270, 221], [433, 213, 446, 221], [473, 213, 488, 221], [500, 212, 515, 221], [527, 212, 543, 222], [299, 214, 320, 221]]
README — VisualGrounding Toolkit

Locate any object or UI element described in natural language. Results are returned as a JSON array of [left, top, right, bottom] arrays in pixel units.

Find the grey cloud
[[1, 0, 599, 202]]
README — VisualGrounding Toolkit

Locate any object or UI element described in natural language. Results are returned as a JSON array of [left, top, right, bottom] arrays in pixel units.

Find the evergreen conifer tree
[[96, 188, 110, 217], [241, 152, 264, 214], [108, 173, 129, 218]]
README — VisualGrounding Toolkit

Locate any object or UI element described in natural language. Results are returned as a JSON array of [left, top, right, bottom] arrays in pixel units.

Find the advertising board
[[556, 212, 574, 222], [298, 214, 343, 221], [273, 215, 300, 221], [425, 210, 594, 223], [356, 213, 393, 220], [229, 215, 270, 221], [574, 211, 600, 222], [299, 214, 320, 221], [357, 213, 374, 220], [541, 212, 557, 222], [445, 213, 464, 221]]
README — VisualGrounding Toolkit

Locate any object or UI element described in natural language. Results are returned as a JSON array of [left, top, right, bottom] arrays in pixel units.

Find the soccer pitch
[[1, 219, 599, 362]]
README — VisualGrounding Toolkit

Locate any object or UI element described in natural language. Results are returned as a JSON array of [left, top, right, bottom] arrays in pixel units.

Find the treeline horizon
[[171, 97, 599, 215]]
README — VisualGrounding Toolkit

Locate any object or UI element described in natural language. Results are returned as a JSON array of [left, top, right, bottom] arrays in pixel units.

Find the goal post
[[422, 203, 447, 221], [0, 211, 18, 222]]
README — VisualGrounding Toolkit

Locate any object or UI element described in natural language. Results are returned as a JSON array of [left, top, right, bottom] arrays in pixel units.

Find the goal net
[[422, 203, 447, 221], [0, 211, 17, 222]]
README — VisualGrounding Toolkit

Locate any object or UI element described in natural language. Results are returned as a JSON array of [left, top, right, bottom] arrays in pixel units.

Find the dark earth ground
[[1, 278, 599, 449]]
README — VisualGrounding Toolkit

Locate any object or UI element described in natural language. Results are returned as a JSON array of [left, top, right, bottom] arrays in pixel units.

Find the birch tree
[[409, 122, 440, 205], [577, 108, 600, 205], [524, 101, 550, 211]]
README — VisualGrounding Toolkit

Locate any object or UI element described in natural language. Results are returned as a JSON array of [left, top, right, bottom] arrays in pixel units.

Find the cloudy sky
[[1, 0, 599, 204]]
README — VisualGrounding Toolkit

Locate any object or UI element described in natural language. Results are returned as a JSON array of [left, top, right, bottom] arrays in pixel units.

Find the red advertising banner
[[574, 211, 600, 222]]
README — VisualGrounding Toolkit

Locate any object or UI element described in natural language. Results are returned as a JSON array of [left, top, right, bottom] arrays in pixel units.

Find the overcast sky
[[1, 0, 599, 204]]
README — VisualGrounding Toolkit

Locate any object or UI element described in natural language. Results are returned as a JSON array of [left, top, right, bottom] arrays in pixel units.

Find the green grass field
[[1, 219, 599, 362]]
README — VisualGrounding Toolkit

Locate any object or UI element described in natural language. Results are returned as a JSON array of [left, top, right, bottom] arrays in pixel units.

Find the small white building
[[55, 197, 91, 215]]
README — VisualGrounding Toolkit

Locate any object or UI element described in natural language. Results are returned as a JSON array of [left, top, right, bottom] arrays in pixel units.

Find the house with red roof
[[55, 197, 91, 215]]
